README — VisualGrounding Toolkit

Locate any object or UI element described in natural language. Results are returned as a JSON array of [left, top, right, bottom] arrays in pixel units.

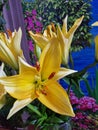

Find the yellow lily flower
[[0, 28, 24, 70], [58, 15, 84, 64], [0, 63, 6, 109], [29, 16, 84, 64], [0, 39, 76, 119], [94, 35, 98, 61]]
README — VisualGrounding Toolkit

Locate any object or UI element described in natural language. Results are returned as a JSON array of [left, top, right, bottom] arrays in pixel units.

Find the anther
[[6, 29, 12, 38], [48, 72, 55, 79], [41, 89, 47, 95], [35, 61, 40, 71]]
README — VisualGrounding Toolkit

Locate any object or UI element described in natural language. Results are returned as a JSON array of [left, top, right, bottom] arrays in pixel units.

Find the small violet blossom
[[24, 9, 43, 51], [70, 91, 98, 129]]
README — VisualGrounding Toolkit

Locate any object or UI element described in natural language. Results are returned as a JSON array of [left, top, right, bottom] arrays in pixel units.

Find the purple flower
[[28, 40, 34, 51], [70, 91, 98, 129], [35, 28, 41, 33], [79, 124, 88, 129], [26, 11, 30, 16], [77, 96, 96, 110], [24, 18, 28, 23], [70, 95, 79, 105], [27, 26, 31, 31], [24, 9, 43, 33], [93, 104, 98, 112], [72, 112, 86, 121], [35, 20, 43, 27], [32, 16, 36, 21], [32, 9, 37, 15], [69, 91, 79, 105], [28, 20, 34, 28]]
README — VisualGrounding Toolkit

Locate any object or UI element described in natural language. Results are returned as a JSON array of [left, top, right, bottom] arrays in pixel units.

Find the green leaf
[[95, 69, 98, 104], [83, 78, 94, 97], [49, 116, 64, 124], [27, 104, 42, 117]]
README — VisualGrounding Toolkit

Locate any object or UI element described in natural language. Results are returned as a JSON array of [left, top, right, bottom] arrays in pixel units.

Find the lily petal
[[53, 67, 77, 81], [92, 21, 98, 26], [38, 81, 75, 117], [0, 28, 24, 69], [12, 28, 22, 55], [40, 38, 61, 80], [0, 40, 18, 69], [9, 28, 24, 60], [0, 63, 6, 109], [66, 16, 84, 38], [0, 73, 36, 99], [57, 25, 69, 64], [0, 33, 8, 45], [0, 84, 6, 98], [43, 24, 57, 38], [0, 63, 6, 77], [62, 15, 68, 35], [7, 98, 33, 119], [18, 57, 37, 74], [29, 31, 48, 49]]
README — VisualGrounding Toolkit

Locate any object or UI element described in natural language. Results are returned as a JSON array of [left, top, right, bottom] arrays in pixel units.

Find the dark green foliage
[[84, 68, 98, 104], [0, 1, 6, 31], [26, 100, 70, 130], [22, 0, 92, 50], [0, 94, 24, 130]]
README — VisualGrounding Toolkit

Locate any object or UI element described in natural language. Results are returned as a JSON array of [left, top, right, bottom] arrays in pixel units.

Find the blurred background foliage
[[22, 0, 92, 51], [0, 1, 6, 31]]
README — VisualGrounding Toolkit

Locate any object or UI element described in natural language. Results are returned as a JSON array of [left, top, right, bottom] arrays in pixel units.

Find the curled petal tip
[[92, 21, 98, 26]]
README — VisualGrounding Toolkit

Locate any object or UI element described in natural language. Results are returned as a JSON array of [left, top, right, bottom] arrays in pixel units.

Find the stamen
[[48, 72, 55, 79], [35, 91, 39, 97], [41, 89, 47, 95], [51, 23, 56, 33], [6, 29, 12, 38], [35, 61, 40, 71]]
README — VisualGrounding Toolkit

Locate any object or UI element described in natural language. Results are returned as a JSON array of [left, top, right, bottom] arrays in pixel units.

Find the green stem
[[27, 104, 42, 117], [81, 61, 97, 72], [67, 79, 72, 95], [69, 52, 74, 69], [67, 61, 98, 79]]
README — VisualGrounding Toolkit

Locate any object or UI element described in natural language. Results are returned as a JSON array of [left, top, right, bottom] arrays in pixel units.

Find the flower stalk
[[27, 104, 42, 117]]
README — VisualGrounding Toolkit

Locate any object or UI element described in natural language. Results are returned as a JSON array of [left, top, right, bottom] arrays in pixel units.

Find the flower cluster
[[70, 91, 98, 129], [72, 112, 98, 130], [24, 9, 43, 52], [77, 96, 98, 112], [69, 90, 79, 105], [0, 15, 84, 121], [29, 15, 84, 65], [24, 9, 43, 32]]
